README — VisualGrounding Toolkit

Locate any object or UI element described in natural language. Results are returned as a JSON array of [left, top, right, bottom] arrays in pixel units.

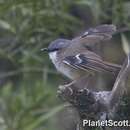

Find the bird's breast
[[49, 51, 58, 66], [49, 52, 82, 80]]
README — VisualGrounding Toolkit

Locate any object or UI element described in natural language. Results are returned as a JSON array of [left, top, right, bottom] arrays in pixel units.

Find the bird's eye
[[48, 48, 59, 52]]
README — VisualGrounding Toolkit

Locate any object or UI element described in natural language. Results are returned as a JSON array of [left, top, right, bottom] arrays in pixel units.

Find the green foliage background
[[0, 0, 130, 130]]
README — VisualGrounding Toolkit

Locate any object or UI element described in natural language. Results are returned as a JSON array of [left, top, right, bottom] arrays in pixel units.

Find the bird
[[41, 24, 121, 86]]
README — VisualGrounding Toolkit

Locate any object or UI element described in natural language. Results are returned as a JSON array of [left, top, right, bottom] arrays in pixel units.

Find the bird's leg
[[60, 73, 92, 89], [57, 75, 93, 104], [58, 74, 92, 96], [61, 80, 77, 88], [58, 75, 90, 96], [58, 80, 76, 97]]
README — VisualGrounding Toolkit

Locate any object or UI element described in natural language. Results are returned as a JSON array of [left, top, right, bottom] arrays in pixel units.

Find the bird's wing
[[72, 24, 116, 46], [63, 51, 121, 75]]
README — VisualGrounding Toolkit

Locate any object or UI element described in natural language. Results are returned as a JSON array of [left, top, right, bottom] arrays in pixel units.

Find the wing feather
[[72, 24, 116, 46], [63, 52, 121, 75]]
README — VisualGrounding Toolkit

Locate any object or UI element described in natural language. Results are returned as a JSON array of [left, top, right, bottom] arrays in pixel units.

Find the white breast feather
[[49, 52, 74, 79], [49, 52, 58, 66]]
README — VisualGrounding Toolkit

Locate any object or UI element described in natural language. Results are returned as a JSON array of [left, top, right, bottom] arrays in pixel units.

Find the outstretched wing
[[63, 51, 121, 75], [72, 24, 116, 46]]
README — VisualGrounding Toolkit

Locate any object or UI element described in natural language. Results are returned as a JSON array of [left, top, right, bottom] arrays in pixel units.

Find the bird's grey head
[[47, 38, 71, 53]]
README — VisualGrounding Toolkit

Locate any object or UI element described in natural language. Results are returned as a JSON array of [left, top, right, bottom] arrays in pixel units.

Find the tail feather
[[103, 61, 121, 75]]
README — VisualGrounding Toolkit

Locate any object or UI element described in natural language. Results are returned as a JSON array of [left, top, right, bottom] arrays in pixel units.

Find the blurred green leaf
[[0, 20, 15, 33], [24, 104, 64, 130]]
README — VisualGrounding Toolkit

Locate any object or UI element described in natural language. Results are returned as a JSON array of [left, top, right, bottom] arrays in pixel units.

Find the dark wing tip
[[95, 24, 116, 34]]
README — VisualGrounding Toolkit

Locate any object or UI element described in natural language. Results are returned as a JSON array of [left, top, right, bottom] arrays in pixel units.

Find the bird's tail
[[102, 61, 121, 75]]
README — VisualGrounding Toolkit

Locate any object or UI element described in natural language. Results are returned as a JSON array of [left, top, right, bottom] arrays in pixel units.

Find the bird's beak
[[41, 48, 48, 52]]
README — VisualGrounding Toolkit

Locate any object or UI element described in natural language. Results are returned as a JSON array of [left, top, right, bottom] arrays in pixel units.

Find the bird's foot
[[57, 84, 73, 101]]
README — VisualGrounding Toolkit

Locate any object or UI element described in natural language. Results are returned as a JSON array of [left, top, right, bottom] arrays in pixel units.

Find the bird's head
[[41, 38, 71, 53]]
